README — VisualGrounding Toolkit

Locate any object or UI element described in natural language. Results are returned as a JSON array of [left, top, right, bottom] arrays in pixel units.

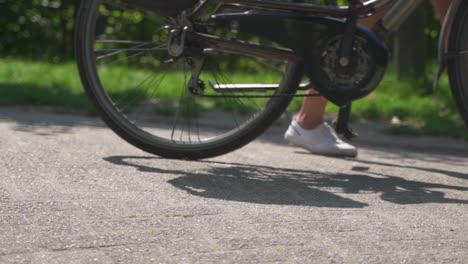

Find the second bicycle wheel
[[448, 0, 468, 127], [75, 0, 303, 159]]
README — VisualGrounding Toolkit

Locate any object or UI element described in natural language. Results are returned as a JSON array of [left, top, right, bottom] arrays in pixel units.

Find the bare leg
[[287, 1, 451, 157], [296, 1, 452, 131], [295, 89, 327, 129]]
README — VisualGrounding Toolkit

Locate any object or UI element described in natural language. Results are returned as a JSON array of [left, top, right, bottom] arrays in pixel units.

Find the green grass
[[1, 58, 467, 139], [0, 59, 281, 114], [0, 59, 92, 111], [338, 69, 468, 140]]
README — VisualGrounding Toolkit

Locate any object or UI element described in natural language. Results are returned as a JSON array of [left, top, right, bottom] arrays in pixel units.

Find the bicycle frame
[[208, 0, 393, 16], [191, 0, 464, 88], [196, 0, 433, 35], [189, 0, 424, 67], [75, 0, 468, 158]]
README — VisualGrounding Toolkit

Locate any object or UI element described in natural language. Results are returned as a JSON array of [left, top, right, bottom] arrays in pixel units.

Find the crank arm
[[333, 104, 358, 140]]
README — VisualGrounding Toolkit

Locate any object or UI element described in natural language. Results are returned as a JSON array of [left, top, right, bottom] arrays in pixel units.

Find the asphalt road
[[1, 107, 468, 264]]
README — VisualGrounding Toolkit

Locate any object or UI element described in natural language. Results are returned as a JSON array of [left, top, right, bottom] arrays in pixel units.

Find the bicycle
[[75, 0, 468, 159]]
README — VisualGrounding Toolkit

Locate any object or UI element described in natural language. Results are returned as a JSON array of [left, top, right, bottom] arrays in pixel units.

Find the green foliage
[[0, 0, 157, 61], [0, 0, 443, 61], [0, 0, 80, 60]]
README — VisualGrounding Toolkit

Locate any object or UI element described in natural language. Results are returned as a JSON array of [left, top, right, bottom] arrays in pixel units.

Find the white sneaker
[[284, 120, 358, 157]]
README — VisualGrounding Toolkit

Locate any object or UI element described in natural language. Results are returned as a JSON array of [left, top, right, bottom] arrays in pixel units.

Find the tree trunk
[[394, 5, 427, 79]]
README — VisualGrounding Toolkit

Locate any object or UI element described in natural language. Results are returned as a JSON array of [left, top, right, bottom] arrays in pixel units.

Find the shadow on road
[[2, 107, 467, 161], [0, 106, 103, 136], [354, 158, 468, 181], [104, 156, 468, 208]]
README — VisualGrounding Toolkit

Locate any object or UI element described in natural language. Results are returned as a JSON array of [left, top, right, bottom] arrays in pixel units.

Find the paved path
[[0, 108, 468, 263]]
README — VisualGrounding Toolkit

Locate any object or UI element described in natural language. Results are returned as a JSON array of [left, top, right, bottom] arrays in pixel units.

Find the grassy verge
[[0, 59, 280, 114], [344, 70, 468, 140], [1, 59, 467, 139], [0, 59, 92, 112]]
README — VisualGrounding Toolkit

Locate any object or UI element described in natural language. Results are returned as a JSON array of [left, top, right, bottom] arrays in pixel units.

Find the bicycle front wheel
[[75, 0, 303, 159], [448, 0, 468, 126]]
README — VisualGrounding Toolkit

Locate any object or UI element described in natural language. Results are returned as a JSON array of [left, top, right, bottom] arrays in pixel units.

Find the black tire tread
[[75, 0, 303, 160], [447, 0, 468, 126]]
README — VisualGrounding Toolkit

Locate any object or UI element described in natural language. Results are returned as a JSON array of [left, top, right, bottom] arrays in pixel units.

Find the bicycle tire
[[75, 0, 303, 160], [448, 0, 468, 126]]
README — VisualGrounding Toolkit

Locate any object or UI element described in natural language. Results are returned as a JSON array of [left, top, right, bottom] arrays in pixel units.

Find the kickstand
[[333, 103, 358, 140]]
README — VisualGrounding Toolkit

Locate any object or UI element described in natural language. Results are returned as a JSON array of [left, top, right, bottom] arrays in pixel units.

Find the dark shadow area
[[0, 83, 257, 136], [354, 158, 468, 181], [0, 82, 105, 135], [1, 98, 467, 163], [355, 144, 468, 164], [289, 141, 468, 168], [0, 107, 104, 136], [104, 156, 468, 207], [292, 148, 468, 183], [0, 82, 93, 112]]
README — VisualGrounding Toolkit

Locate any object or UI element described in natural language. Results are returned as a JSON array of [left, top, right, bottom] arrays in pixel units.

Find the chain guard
[[308, 32, 387, 105], [211, 13, 389, 106]]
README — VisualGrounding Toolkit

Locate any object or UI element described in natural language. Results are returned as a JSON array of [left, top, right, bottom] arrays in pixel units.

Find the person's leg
[[287, 5, 390, 157], [295, 7, 389, 130], [285, 0, 451, 156], [289, 1, 451, 157], [295, 89, 326, 129]]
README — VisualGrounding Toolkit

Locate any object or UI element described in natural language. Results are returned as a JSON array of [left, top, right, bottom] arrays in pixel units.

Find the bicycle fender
[[434, 0, 462, 90], [211, 13, 389, 105], [438, 0, 463, 64]]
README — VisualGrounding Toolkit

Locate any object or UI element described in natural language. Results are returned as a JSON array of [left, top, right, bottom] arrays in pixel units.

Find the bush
[[1, 0, 442, 62]]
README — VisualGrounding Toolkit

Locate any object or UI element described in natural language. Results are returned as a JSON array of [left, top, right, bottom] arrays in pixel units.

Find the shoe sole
[[285, 135, 358, 158]]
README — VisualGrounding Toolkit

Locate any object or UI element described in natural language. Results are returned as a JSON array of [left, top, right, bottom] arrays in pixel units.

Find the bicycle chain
[[200, 93, 322, 98]]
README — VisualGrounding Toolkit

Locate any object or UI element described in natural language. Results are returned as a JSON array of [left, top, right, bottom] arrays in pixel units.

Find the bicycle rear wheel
[[448, 0, 468, 126], [75, 0, 302, 159]]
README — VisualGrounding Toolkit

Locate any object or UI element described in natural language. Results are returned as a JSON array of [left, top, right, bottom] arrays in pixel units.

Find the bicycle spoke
[[80, 0, 296, 158], [171, 62, 189, 142], [111, 62, 168, 114], [96, 40, 150, 45], [212, 67, 263, 112], [95, 47, 166, 54], [212, 70, 240, 128], [95, 41, 166, 60]]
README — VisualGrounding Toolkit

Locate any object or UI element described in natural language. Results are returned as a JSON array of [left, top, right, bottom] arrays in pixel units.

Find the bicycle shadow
[[354, 158, 468, 181], [292, 149, 468, 179], [104, 156, 468, 208]]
